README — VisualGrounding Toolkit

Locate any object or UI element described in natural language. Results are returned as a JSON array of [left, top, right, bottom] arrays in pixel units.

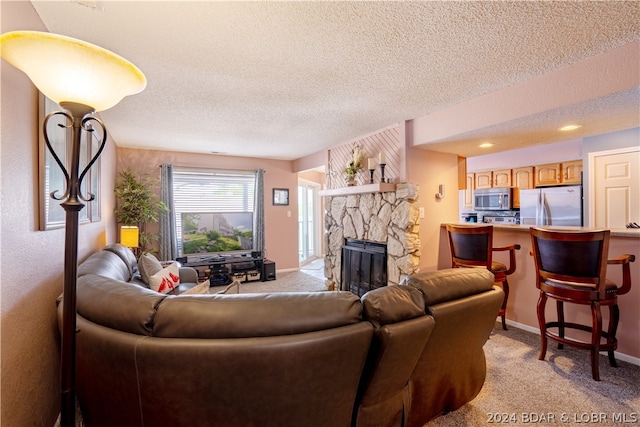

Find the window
[[172, 167, 256, 255]]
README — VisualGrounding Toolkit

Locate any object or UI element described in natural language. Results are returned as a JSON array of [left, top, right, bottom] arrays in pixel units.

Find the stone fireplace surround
[[322, 183, 421, 290]]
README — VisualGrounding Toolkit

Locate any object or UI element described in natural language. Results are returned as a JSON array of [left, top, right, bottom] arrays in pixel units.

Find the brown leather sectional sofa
[[58, 244, 502, 427]]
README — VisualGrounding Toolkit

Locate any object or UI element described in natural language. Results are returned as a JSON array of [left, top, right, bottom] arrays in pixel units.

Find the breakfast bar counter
[[437, 223, 640, 362]]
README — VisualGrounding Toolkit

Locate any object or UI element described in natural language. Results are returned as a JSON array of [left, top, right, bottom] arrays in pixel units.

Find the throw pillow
[[182, 280, 211, 295], [138, 253, 163, 285], [148, 262, 181, 294]]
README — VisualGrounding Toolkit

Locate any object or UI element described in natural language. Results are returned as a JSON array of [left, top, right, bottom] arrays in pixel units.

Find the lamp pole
[[0, 30, 146, 427], [44, 103, 107, 427]]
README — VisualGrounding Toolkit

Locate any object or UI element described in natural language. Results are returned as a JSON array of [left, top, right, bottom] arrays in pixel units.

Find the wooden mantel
[[318, 183, 397, 197]]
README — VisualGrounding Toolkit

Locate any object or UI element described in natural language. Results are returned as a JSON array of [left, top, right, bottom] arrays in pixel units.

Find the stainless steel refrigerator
[[519, 185, 583, 226]]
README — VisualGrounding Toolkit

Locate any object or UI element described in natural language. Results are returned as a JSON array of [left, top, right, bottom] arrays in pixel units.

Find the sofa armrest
[[179, 266, 199, 284]]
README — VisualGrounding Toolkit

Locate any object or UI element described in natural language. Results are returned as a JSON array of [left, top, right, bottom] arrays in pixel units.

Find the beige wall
[[406, 147, 460, 271], [1, 2, 118, 425], [117, 148, 299, 270]]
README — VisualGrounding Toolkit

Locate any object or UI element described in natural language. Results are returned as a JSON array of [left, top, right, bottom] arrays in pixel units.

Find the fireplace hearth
[[341, 239, 387, 296]]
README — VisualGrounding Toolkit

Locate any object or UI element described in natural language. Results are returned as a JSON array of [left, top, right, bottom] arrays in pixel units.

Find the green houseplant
[[114, 169, 167, 254]]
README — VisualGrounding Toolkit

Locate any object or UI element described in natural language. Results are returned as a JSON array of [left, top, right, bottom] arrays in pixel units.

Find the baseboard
[[505, 319, 640, 367]]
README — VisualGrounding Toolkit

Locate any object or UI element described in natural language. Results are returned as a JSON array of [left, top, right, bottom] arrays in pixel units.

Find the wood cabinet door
[[512, 166, 534, 208], [475, 171, 493, 189], [562, 160, 583, 184], [464, 173, 474, 207], [493, 169, 512, 187], [535, 163, 561, 187]]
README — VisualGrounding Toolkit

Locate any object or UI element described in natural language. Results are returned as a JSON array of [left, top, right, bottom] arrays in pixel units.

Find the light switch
[[419, 207, 425, 219], [287, 211, 291, 218]]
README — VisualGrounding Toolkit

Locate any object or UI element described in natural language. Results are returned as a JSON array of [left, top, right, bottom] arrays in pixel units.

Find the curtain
[[253, 169, 265, 257], [159, 164, 177, 260]]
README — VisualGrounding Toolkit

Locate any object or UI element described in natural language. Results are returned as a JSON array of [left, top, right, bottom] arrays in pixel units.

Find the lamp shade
[[0, 31, 146, 111], [120, 226, 139, 248]]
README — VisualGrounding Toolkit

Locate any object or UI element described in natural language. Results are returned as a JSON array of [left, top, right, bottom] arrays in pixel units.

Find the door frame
[[297, 178, 322, 265]]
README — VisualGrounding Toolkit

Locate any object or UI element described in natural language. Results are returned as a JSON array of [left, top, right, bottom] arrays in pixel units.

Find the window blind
[[172, 167, 256, 254]]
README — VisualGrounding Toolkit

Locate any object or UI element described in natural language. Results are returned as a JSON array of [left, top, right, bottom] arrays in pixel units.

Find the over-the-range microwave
[[473, 187, 513, 211]]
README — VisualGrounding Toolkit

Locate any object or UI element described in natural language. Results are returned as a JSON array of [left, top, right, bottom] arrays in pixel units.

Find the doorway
[[298, 179, 321, 265], [588, 147, 640, 228]]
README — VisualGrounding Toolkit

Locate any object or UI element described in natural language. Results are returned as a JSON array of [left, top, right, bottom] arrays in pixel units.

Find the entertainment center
[[179, 254, 275, 285]]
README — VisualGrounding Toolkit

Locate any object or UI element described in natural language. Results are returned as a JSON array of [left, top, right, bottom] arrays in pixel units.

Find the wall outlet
[[419, 207, 425, 218]]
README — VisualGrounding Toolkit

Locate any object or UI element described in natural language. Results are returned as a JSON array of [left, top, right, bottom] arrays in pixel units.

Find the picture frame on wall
[[272, 188, 289, 206], [38, 94, 100, 230]]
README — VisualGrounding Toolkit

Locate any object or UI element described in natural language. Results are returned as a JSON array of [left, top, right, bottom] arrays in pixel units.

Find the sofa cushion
[[148, 262, 180, 294], [402, 268, 495, 306], [152, 291, 363, 338], [361, 285, 425, 328], [103, 243, 138, 278], [77, 274, 167, 336], [77, 250, 132, 282], [138, 253, 163, 285]]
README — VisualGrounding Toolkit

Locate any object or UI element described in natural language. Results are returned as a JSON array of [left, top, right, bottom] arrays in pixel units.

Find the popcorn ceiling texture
[[32, 1, 640, 160]]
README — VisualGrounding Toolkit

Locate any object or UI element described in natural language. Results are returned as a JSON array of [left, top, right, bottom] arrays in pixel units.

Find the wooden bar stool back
[[529, 227, 635, 381], [445, 224, 520, 330]]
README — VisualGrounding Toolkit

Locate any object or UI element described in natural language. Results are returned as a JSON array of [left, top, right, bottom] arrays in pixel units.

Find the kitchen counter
[[447, 223, 640, 238]]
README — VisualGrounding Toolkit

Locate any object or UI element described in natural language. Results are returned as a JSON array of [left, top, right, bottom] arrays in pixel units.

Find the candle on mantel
[[368, 158, 375, 170], [379, 152, 386, 164]]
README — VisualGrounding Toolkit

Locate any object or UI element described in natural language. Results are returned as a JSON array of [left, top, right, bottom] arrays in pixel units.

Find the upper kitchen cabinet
[[534, 160, 583, 187], [562, 160, 583, 184], [464, 173, 474, 207], [475, 171, 493, 189], [512, 166, 534, 208], [493, 169, 512, 187]]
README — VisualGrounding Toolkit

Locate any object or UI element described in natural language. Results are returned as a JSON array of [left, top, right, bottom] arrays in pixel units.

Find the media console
[[179, 254, 275, 285]]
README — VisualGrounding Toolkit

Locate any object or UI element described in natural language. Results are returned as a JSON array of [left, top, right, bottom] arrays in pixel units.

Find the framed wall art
[[38, 94, 101, 230], [272, 188, 289, 206]]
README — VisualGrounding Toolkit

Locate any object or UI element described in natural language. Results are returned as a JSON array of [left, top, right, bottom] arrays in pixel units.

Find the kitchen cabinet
[[475, 171, 493, 189], [535, 161, 583, 187], [512, 166, 534, 208], [493, 169, 512, 187], [464, 173, 474, 207], [562, 160, 583, 184]]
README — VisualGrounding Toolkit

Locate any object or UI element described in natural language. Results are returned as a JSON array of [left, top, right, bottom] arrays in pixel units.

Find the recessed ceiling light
[[559, 124, 582, 132], [479, 142, 494, 148]]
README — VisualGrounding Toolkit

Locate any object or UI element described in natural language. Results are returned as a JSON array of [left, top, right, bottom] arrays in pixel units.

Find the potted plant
[[114, 169, 167, 254]]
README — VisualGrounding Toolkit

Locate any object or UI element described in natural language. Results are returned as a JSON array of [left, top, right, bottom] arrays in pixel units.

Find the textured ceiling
[[30, 1, 640, 161]]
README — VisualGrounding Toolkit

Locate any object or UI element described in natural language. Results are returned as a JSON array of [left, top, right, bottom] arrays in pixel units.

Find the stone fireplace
[[322, 183, 420, 290]]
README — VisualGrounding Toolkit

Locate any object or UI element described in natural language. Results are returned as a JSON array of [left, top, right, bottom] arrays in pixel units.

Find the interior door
[[591, 148, 640, 228]]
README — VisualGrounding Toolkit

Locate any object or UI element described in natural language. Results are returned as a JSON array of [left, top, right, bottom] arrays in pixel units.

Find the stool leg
[[557, 301, 564, 350], [607, 304, 619, 368], [591, 301, 602, 381], [537, 292, 548, 361], [500, 278, 509, 330]]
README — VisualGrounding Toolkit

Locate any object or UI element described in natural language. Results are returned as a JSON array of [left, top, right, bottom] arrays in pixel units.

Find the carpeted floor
[[208, 268, 328, 294], [424, 324, 640, 426]]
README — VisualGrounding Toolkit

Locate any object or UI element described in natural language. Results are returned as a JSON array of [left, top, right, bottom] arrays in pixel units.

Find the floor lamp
[[0, 31, 146, 427]]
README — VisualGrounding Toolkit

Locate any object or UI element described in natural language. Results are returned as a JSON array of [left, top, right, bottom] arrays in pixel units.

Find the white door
[[298, 180, 321, 264], [590, 148, 640, 228]]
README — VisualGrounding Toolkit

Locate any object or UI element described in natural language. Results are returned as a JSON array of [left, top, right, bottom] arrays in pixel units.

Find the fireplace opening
[[341, 239, 387, 296]]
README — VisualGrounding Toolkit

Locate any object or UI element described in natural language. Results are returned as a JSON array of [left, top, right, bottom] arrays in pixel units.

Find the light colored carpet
[[425, 324, 640, 426], [209, 269, 328, 294]]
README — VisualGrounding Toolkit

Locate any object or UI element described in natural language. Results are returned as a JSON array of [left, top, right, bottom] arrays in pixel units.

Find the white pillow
[[148, 262, 180, 294], [182, 280, 210, 295], [138, 253, 163, 285]]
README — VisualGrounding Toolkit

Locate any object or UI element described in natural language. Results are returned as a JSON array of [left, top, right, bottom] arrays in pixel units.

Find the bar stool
[[446, 224, 521, 330], [529, 227, 635, 381]]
